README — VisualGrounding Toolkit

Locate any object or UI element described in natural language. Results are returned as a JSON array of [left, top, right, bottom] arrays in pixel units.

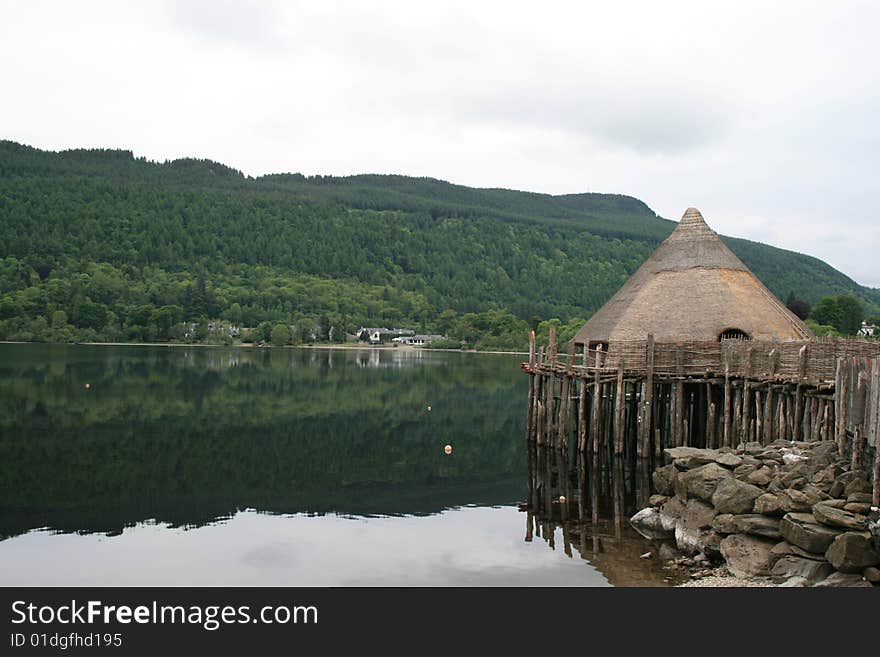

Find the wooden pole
[[763, 349, 778, 444], [591, 346, 603, 458], [706, 382, 716, 448], [755, 389, 763, 443], [794, 344, 807, 440], [643, 334, 655, 458], [723, 353, 732, 447], [674, 348, 684, 446], [835, 358, 848, 457], [614, 361, 625, 455], [742, 347, 752, 443]]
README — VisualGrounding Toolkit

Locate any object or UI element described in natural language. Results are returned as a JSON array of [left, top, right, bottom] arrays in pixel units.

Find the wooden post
[[755, 389, 763, 443], [526, 330, 536, 442], [674, 348, 684, 446], [794, 344, 807, 440], [643, 334, 655, 458], [835, 358, 848, 458], [763, 349, 778, 444], [706, 392, 717, 450], [548, 325, 558, 365], [723, 354, 731, 447], [742, 347, 752, 443], [591, 346, 603, 458], [614, 362, 625, 455]]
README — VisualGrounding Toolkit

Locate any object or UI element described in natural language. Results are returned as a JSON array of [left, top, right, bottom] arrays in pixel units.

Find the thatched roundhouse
[[572, 208, 813, 348]]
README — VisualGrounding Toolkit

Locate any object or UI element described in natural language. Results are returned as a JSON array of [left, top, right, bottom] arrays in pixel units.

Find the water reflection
[[0, 344, 525, 540], [524, 442, 676, 587]]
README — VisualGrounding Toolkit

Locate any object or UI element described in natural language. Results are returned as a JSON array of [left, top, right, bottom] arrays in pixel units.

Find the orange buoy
[[444, 444, 452, 455]]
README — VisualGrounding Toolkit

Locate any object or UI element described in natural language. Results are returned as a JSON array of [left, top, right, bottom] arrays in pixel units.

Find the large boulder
[[779, 513, 843, 554], [674, 524, 721, 557], [770, 556, 833, 585], [652, 464, 678, 496], [677, 463, 733, 502], [719, 534, 779, 578], [679, 498, 717, 530], [753, 493, 783, 516], [665, 447, 719, 470], [712, 478, 763, 515], [812, 502, 868, 531], [778, 488, 822, 513], [715, 452, 743, 468], [629, 507, 675, 540], [728, 514, 781, 540], [824, 532, 879, 573]]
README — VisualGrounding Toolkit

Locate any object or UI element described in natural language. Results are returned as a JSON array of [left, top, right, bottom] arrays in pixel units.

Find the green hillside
[[0, 140, 876, 348]]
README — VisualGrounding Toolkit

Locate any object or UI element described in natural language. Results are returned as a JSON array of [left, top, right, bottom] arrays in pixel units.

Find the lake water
[[0, 344, 673, 586]]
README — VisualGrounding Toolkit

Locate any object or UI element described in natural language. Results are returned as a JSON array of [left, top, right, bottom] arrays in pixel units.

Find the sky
[[1, 0, 878, 287]]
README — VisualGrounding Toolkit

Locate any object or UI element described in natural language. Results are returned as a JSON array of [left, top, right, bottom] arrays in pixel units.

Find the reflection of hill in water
[[0, 345, 526, 540]]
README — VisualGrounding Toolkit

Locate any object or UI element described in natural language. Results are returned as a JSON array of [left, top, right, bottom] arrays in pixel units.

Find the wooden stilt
[[614, 362, 625, 455]]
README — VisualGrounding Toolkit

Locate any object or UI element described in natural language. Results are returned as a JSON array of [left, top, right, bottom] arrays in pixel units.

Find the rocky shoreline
[[630, 441, 880, 587]]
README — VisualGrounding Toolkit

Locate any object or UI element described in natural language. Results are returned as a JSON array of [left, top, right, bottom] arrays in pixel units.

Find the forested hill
[[0, 140, 876, 348]]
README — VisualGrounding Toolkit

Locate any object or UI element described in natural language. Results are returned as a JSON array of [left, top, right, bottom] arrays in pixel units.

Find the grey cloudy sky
[[1, 0, 877, 287]]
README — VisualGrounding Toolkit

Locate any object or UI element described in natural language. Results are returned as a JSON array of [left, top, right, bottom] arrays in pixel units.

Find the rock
[[778, 576, 810, 587], [817, 498, 846, 509], [677, 463, 733, 502], [829, 481, 845, 498], [734, 514, 781, 539], [719, 534, 779, 578], [652, 465, 678, 496], [712, 478, 763, 515], [753, 493, 783, 516], [847, 492, 873, 504], [665, 447, 719, 470], [815, 572, 873, 587], [712, 514, 737, 534], [679, 499, 717, 530], [630, 507, 675, 539], [824, 532, 879, 573], [675, 524, 720, 557], [844, 477, 871, 496], [812, 502, 867, 531], [862, 566, 880, 583], [779, 488, 821, 513], [715, 452, 743, 468], [810, 441, 839, 460], [810, 464, 839, 489], [734, 463, 759, 480], [661, 496, 686, 520], [713, 514, 780, 539], [747, 466, 773, 487], [779, 513, 843, 554], [771, 540, 829, 562], [844, 503, 871, 515], [649, 494, 668, 507], [770, 556, 833, 585]]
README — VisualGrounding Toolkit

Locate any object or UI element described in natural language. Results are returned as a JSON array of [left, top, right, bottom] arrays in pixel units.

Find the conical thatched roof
[[572, 208, 813, 345]]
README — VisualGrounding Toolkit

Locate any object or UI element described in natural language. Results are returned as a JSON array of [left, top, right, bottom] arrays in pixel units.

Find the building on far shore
[[356, 327, 416, 344], [392, 334, 446, 346]]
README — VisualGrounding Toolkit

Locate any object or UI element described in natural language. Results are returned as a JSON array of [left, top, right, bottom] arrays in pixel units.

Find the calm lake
[[0, 344, 671, 586]]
